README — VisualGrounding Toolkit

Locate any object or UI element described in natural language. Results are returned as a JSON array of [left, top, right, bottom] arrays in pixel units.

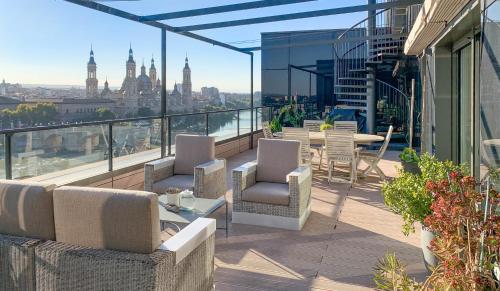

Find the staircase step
[[369, 46, 400, 52], [337, 98, 368, 103], [338, 77, 368, 81], [349, 68, 367, 72], [335, 104, 367, 111], [335, 84, 368, 89], [336, 91, 369, 96]]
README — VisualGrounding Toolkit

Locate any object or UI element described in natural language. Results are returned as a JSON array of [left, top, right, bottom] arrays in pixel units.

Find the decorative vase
[[402, 161, 421, 175], [179, 190, 196, 211], [420, 225, 438, 273]]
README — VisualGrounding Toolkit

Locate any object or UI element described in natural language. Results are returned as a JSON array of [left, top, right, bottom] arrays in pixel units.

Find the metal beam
[[173, 0, 423, 31], [240, 33, 408, 52], [141, 0, 316, 21], [63, 0, 250, 55]]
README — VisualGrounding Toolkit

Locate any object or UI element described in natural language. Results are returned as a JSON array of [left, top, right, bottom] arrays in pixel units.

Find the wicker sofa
[[33, 186, 216, 291], [0, 181, 216, 291], [145, 134, 226, 199], [0, 180, 56, 291], [232, 139, 312, 230]]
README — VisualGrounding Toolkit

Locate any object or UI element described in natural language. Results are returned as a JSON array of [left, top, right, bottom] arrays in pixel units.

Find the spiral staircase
[[332, 4, 419, 142]]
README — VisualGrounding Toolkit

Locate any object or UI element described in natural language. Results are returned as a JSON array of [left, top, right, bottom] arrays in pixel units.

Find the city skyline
[[0, 0, 366, 93]]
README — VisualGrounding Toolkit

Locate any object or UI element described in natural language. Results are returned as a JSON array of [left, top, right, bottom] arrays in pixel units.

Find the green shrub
[[320, 123, 333, 131], [399, 148, 419, 163], [382, 153, 467, 235]]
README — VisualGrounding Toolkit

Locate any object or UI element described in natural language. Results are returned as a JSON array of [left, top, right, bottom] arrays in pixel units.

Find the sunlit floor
[[211, 148, 427, 290]]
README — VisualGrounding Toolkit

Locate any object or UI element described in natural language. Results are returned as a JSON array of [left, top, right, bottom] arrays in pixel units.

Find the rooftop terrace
[[204, 148, 426, 290]]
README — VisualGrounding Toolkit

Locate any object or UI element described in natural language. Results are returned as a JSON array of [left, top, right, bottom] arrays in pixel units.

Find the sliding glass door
[[457, 44, 474, 167]]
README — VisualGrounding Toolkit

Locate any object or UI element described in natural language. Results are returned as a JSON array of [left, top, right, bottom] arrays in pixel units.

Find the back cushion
[[0, 180, 56, 240], [256, 139, 300, 184], [174, 135, 215, 175], [53, 186, 160, 254]]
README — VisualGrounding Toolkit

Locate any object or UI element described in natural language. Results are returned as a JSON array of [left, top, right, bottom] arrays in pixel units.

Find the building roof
[[26, 98, 115, 104]]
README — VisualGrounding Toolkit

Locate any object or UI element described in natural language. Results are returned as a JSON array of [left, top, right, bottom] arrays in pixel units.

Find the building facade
[[85, 46, 161, 116], [405, 0, 499, 179]]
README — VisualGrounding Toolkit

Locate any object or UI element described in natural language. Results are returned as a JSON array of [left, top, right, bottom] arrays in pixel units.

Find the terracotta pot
[[420, 225, 438, 273], [402, 161, 421, 175]]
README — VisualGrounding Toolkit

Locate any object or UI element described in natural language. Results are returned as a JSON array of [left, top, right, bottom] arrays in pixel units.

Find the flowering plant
[[423, 172, 500, 289]]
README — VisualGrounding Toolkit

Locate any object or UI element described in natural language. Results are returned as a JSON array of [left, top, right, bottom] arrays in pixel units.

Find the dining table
[[274, 131, 385, 145]]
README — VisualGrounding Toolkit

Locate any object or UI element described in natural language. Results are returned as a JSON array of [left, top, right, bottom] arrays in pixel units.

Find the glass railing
[[0, 106, 273, 180]]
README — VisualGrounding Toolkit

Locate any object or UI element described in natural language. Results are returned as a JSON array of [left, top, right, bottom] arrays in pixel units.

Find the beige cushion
[[242, 182, 289, 206], [174, 135, 215, 175], [53, 186, 160, 254], [0, 180, 56, 240], [256, 139, 300, 184], [153, 175, 194, 193]]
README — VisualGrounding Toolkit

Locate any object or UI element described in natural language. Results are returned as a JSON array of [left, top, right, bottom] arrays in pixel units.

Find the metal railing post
[[250, 53, 254, 149], [5, 133, 12, 179], [161, 116, 166, 158], [237, 109, 240, 137], [205, 112, 209, 136], [167, 116, 172, 156], [108, 123, 113, 172]]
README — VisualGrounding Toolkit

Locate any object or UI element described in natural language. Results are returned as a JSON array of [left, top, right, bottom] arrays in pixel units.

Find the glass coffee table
[[158, 195, 228, 237]]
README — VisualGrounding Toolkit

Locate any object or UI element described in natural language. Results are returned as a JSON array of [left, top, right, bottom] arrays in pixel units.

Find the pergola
[[64, 0, 422, 154]]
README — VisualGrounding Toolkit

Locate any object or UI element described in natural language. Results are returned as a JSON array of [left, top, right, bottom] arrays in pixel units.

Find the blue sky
[[0, 0, 367, 93]]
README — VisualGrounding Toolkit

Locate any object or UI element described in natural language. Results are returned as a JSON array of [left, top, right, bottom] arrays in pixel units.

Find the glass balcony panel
[[10, 126, 109, 179], [170, 114, 205, 155], [208, 111, 238, 142], [0, 135, 5, 179], [238, 109, 252, 135], [112, 119, 161, 169]]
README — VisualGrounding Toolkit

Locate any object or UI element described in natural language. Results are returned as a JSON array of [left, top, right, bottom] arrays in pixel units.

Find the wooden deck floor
[[211, 149, 426, 290]]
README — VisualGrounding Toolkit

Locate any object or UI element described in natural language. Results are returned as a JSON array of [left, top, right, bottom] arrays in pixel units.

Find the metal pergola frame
[[64, 0, 422, 150]]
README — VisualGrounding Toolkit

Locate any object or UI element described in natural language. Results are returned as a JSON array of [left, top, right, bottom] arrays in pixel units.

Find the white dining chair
[[262, 121, 274, 139], [303, 120, 324, 169], [333, 121, 358, 133], [324, 130, 358, 185], [283, 127, 313, 165], [358, 126, 392, 180]]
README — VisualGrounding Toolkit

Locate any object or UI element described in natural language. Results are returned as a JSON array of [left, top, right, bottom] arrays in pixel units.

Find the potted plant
[[423, 172, 499, 289], [382, 153, 467, 271], [399, 147, 420, 174]]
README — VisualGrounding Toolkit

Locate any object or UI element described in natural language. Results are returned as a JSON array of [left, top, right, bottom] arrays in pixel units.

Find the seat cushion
[[242, 182, 290, 206], [0, 179, 56, 240], [53, 186, 160, 254], [153, 175, 194, 193], [174, 135, 215, 175], [256, 139, 300, 184]]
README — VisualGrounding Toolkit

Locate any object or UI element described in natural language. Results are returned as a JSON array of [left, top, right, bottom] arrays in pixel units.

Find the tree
[[93, 107, 115, 121], [0, 102, 58, 127], [137, 107, 156, 117]]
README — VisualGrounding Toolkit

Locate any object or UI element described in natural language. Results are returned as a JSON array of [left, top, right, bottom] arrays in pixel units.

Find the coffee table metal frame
[[158, 195, 228, 237]]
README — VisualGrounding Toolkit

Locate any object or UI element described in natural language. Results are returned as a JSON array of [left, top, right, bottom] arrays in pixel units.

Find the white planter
[[420, 225, 438, 273]]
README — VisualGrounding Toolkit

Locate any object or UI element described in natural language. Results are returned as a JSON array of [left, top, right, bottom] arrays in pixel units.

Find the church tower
[[149, 56, 157, 85], [182, 56, 192, 109], [120, 44, 138, 98], [86, 46, 98, 98], [126, 44, 136, 79]]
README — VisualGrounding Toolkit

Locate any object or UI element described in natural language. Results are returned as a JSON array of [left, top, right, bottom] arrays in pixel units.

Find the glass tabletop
[[158, 195, 226, 224]]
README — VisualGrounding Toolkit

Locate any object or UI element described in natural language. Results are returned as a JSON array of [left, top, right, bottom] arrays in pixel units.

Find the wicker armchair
[[35, 186, 216, 291], [0, 180, 56, 291], [232, 139, 312, 230], [145, 134, 226, 199]]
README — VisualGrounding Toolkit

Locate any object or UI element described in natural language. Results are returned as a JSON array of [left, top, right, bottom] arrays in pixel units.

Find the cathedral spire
[[128, 43, 134, 62], [88, 45, 96, 65]]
